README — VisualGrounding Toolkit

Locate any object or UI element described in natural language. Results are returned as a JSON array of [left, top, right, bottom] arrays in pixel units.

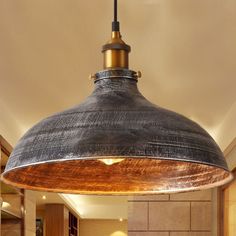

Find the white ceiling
[[1, 0, 236, 134], [35, 191, 66, 210], [34, 191, 127, 219], [61, 194, 128, 220], [35, 191, 127, 220], [1, 0, 236, 219]]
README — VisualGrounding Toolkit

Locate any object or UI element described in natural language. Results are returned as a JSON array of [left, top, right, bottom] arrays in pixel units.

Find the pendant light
[[2, 0, 232, 195]]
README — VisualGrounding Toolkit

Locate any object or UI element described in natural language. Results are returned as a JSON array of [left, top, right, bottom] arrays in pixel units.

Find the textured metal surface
[[2, 69, 232, 194], [95, 69, 137, 80]]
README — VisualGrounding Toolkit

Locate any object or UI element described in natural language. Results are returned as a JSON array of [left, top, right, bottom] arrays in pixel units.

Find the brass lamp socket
[[102, 31, 131, 69]]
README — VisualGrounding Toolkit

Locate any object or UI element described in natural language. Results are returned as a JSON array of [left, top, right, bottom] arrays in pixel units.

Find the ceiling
[[1, 0, 236, 135], [35, 191, 66, 210], [34, 191, 127, 219], [61, 194, 128, 220], [1, 0, 236, 219]]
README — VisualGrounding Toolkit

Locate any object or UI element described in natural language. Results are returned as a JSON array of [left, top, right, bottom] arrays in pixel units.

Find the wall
[[0, 101, 23, 146], [223, 175, 236, 236], [128, 190, 212, 236], [80, 219, 127, 236], [224, 139, 236, 171], [24, 190, 36, 236], [215, 102, 236, 151], [45, 204, 69, 236], [1, 221, 21, 236], [221, 141, 236, 236]]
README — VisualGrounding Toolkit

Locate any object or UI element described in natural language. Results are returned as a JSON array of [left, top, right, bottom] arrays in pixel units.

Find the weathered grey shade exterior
[[2, 69, 232, 194]]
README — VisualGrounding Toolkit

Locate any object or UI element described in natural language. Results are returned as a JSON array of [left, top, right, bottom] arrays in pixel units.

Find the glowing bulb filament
[[99, 158, 124, 165]]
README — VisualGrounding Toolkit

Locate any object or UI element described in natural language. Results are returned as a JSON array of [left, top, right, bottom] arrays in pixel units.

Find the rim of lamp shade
[[1, 69, 233, 195]]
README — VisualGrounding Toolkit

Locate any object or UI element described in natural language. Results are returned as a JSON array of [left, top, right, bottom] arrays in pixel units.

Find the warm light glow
[[2, 201, 10, 208], [119, 218, 123, 222], [42, 195, 46, 200], [99, 158, 124, 165], [111, 231, 126, 236]]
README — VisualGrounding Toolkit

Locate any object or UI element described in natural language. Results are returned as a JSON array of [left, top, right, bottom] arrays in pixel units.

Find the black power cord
[[112, 0, 120, 31]]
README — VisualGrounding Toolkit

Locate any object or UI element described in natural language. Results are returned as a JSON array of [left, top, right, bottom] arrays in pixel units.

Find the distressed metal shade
[[2, 70, 232, 195]]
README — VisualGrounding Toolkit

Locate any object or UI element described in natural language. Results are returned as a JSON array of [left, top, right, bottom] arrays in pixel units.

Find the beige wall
[[214, 102, 236, 151], [1, 221, 21, 236], [224, 177, 236, 236], [80, 219, 127, 236], [224, 139, 236, 171], [2, 194, 22, 218], [222, 142, 236, 236], [128, 190, 213, 236], [0, 102, 23, 147], [24, 190, 36, 236]]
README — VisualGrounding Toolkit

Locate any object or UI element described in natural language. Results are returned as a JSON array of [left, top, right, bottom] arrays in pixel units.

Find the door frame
[[218, 138, 236, 236]]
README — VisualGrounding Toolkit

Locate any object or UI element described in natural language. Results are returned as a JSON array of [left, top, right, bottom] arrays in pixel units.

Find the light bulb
[[2, 201, 10, 208], [99, 158, 124, 165]]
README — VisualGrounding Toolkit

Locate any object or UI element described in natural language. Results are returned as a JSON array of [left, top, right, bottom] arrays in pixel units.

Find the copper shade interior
[[2, 158, 232, 195]]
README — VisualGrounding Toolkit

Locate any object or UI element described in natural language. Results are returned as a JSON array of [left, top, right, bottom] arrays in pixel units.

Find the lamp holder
[[102, 0, 131, 69]]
